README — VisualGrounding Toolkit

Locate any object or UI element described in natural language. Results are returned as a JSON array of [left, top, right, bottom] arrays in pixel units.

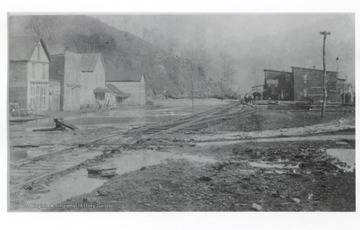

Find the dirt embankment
[[205, 110, 355, 133]]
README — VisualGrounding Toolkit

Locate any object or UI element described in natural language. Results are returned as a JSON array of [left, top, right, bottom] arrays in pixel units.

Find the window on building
[[36, 85, 40, 107], [42, 63, 48, 80], [303, 74, 308, 84], [30, 84, 35, 106], [285, 74, 290, 82], [32, 63, 36, 79], [303, 88, 308, 97], [40, 86, 44, 109], [43, 86, 46, 107], [116, 97, 123, 103]]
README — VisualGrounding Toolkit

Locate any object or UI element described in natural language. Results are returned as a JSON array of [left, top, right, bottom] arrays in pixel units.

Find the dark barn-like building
[[263, 67, 344, 103], [292, 67, 339, 102], [263, 69, 294, 101]]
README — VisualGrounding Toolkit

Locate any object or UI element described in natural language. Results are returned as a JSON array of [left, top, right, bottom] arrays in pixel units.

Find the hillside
[[9, 15, 215, 98], [95, 15, 355, 93]]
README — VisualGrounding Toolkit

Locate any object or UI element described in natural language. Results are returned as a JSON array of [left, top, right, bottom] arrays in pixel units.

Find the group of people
[[341, 92, 353, 104], [239, 93, 254, 104]]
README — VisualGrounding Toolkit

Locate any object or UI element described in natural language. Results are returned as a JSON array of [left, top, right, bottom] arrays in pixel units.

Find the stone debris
[[292, 198, 301, 204], [252, 203, 262, 211]]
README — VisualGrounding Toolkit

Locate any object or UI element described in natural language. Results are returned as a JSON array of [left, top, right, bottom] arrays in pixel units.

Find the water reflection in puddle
[[326, 148, 355, 172], [29, 169, 104, 207]]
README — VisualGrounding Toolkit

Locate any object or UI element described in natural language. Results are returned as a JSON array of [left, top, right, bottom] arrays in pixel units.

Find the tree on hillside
[[218, 51, 236, 100]]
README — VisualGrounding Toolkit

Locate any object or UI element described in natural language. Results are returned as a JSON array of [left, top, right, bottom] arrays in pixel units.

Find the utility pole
[[220, 77, 223, 102], [320, 31, 330, 117], [191, 73, 194, 113]]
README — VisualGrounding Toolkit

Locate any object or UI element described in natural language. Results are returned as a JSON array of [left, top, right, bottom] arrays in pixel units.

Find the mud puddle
[[13, 168, 105, 211], [326, 148, 355, 172], [16, 150, 216, 211], [103, 150, 217, 175]]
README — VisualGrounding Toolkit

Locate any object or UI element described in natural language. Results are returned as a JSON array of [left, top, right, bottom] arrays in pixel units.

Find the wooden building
[[263, 69, 294, 100], [80, 53, 107, 107], [251, 84, 264, 100], [49, 50, 82, 111], [106, 70, 146, 106], [9, 36, 51, 113], [292, 67, 339, 103], [262, 67, 344, 103]]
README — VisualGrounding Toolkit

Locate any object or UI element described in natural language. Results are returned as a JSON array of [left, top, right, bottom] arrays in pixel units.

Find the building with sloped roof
[[106, 83, 131, 106], [49, 50, 82, 111], [106, 70, 146, 106], [80, 53, 107, 107], [9, 36, 51, 113]]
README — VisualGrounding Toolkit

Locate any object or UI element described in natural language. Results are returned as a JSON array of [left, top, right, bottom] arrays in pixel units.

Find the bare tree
[[219, 51, 235, 100]]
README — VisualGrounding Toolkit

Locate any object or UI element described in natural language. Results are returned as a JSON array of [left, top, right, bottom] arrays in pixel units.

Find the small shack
[[106, 70, 146, 106]]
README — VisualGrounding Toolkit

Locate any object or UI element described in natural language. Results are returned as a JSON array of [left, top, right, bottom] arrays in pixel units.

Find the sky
[[95, 14, 355, 91]]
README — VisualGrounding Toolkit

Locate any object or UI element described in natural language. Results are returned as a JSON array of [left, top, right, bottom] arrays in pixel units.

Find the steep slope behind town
[[9, 15, 214, 98]]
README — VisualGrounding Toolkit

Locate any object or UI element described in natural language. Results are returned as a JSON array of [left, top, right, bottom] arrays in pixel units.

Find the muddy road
[[9, 99, 230, 190], [9, 100, 356, 211]]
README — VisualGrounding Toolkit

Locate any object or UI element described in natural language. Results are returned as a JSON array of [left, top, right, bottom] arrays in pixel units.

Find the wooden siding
[[49, 81, 61, 111], [62, 51, 82, 111], [107, 75, 146, 106], [9, 40, 50, 112], [293, 67, 338, 102], [80, 58, 106, 107]]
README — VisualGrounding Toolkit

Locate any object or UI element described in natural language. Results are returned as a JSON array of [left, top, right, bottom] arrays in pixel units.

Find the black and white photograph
[[7, 12, 356, 213], [2, 3, 360, 230]]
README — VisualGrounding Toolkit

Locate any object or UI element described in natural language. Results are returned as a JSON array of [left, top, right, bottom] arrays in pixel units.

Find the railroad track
[[92, 101, 244, 145], [10, 101, 254, 190], [126, 101, 244, 136], [160, 104, 255, 135]]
